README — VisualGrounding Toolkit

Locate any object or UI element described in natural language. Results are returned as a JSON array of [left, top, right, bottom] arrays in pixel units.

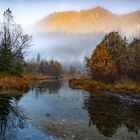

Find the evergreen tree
[[0, 9, 32, 75], [0, 42, 13, 71], [127, 38, 140, 80], [36, 53, 41, 63], [100, 32, 127, 75]]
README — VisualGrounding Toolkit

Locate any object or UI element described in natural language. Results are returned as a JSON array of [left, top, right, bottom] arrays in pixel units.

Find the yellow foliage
[[87, 44, 118, 82]]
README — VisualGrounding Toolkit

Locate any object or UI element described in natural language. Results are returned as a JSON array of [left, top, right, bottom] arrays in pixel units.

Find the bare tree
[[0, 8, 32, 74]]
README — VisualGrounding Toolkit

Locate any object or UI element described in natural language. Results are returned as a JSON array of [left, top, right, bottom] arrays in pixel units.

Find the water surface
[[0, 80, 140, 140]]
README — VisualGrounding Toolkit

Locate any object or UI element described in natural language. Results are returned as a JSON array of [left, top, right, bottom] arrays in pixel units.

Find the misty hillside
[[36, 7, 140, 36]]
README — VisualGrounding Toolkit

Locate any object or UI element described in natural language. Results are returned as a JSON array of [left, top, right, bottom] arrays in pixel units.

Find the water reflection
[[0, 94, 26, 139], [84, 92, 140, 138], [21, 80, 140, 140], [1, 81, 139, 140], [33, 80, 62, 94]]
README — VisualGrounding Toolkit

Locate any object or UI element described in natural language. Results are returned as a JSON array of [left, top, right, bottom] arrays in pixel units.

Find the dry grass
[[114, 76, 140, 94], [0, 71, 65, 93], [69, 77, 140, 94], [0, 74, 29, 92], [23, 72, 56, 81], [0, 72, 58, 93], [69, 77, 112, 92]]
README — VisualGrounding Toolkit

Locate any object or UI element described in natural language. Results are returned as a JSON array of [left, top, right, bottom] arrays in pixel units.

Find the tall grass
[[0, 73, 29, 92]]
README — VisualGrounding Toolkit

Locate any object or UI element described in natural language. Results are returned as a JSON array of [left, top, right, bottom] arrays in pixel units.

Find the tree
[[127, 38, 140, 80], [38, 60, 63, 77], [69, 66, 76, 74], [86, 32, 129, 82], [39, 60, 48, 74], [86, 31, 140, 82], [100, 32, 127, 75], [0, 42, 13, 71], [87, 44, 118, 82], [0, 9, 32, 75], [36, 53, 41, 63], [48, 60, 63, 77]]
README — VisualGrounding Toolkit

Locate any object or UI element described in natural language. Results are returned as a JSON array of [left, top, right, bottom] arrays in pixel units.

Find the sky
[[0, 0, 140, 27], [0, 0, 140, 60]]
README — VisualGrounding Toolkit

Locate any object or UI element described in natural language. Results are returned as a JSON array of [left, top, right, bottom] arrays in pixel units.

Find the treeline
[[0, 9, 73, 78], [86, 32, 140, 82], [26, 55, 63, 77], [26, 52, 86, 77], [0, 9, 31, 75]]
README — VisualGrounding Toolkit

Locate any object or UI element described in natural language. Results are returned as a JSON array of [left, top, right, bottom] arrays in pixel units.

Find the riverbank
[[69, 77, 140, 94], [23, 73, 58, 81], [0, 72, 63, 93], [0, 74, 29, 92], [0, 72, 76, 93]]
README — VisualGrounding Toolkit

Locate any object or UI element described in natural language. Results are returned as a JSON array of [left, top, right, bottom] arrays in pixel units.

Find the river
[[0, 80, 140, 140]]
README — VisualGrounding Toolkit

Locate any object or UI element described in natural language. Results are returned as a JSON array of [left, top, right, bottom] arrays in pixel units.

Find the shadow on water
[[84, 91, 140, 138], [0, 94, 26, 139]]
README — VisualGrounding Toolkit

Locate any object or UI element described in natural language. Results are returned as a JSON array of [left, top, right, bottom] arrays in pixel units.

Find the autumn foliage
[[86, 32, 140, 82]]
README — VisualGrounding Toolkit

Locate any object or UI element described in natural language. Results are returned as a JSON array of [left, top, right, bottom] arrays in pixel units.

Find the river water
[[0, 80, 140, 140]]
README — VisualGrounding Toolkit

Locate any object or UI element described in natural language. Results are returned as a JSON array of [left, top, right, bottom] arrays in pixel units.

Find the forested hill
[[36, 7, 140, 36]]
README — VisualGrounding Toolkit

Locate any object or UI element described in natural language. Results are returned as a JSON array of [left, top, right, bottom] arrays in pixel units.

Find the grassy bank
[[69, 77, 140, 94], [0, 74, 29, 92], [0, 72, 63, 93], [23, 72, 57, 81]]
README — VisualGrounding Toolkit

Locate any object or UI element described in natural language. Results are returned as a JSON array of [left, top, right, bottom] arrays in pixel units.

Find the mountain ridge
[[36, 7, 140, 36]]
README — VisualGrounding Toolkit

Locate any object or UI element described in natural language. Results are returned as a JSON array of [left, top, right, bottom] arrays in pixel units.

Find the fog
[[27, 32, 105, 64], [26, 30, 140, 73]]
